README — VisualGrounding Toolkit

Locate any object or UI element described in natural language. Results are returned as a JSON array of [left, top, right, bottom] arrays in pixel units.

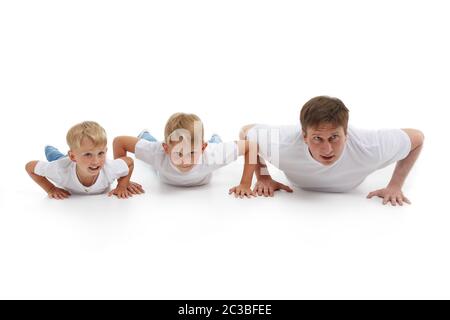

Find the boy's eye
[[313, 137, 322, 142], [99, 152, 105, 156], [84, 153, 92, 157]]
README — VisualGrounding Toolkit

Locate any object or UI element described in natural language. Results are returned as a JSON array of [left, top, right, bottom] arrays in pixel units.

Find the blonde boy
[[26, 121, 140, 199], [113, 113, 251, 187]]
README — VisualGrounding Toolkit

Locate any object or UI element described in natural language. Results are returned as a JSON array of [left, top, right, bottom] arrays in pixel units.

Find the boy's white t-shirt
[[34, 158, 129, 194], [247, 125, 411, 192], [135, 140, 238, 186]]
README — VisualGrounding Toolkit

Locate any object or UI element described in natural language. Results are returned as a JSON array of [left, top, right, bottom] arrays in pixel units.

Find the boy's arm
[[112, 136, 144, 194], [108, 156, 144, 198], [25, 161, 71, 199], [367, 128, 424, 206], [113, 136, 139, 159]]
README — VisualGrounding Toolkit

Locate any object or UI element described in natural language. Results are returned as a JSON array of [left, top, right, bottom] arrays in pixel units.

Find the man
[[229, 96, 424, 206]]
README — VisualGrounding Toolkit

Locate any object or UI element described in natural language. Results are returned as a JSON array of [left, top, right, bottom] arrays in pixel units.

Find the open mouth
[[320, 155, 335, 161], [88, 166, 100, 171]]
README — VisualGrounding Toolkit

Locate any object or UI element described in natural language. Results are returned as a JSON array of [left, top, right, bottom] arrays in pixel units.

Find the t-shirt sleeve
[[34, 160, 64, 185], [375, 129, 411, 167], [204, 141, 239, 168], [134, 139, 163, 167], [246, 124, 278, 161], [103, 159, 130, 182]]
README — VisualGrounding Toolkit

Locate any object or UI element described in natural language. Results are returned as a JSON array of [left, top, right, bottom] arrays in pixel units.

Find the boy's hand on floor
[[253, 177, 293, 197], [229, 184, 256, 198], [367, 186, 411, 206], [48, 186, 71, 200], [109, 185, 134, 199], [127, 181, 145, 194]]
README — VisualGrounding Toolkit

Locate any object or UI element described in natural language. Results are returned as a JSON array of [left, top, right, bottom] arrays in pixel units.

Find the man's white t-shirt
[[135, 140, 238, 186], [34, 158, 129, 195], [247, 125, 411, 192]]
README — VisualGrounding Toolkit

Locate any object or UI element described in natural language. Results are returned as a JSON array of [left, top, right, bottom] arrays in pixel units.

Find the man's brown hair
[[300, 96, 349, 134]]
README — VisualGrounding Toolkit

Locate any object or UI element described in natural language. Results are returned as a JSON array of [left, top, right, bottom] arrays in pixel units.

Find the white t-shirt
[[34, 157, 129, 195], [247, 124, 412, 192], [135, 140, 238, 186]]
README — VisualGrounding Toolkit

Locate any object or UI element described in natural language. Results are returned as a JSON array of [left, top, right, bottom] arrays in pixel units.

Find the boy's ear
[[202, 142, 208, 151], [162, 143, 169, 154], [68, 150, 76, 162]]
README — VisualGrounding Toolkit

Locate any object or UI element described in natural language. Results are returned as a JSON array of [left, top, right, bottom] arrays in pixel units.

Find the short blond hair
[[66, 121, 107, 150], [164, 113, 204, 144]]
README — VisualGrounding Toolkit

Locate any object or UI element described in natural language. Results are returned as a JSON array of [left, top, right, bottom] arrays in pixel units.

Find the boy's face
[[68, 138, 107, 177], [303, 123, 347, 166], [163, 141, 207, 172]]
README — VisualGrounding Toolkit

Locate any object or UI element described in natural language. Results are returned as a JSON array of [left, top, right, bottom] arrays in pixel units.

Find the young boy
[[25, 121, 141, 199], [113, 113, 251, 187]]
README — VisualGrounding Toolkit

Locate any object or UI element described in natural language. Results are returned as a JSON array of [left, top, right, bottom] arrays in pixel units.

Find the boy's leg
[[208, 134, 222, 144], [138, 130, 158, 142], [45, 146, 66, 162]]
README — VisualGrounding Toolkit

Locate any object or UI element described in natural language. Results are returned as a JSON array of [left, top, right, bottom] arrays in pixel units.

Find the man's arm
[[367, 128, 424, 206], [25, 161, 71, 199], [229, 140, 258, 198], [229, 125, 293, 198]]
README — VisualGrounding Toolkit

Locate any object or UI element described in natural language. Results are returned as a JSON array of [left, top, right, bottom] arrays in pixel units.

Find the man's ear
[[302, 130, 308, 144], [202, 142, 208, 151], [68, 150, 76, 162], [162, 143, 169, 154]]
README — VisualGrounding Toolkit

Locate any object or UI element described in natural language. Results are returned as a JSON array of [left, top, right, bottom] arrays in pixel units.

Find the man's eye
[[313, 137, 322, 142], [84, 153, 92, 157], [99, 152, 105, 156]]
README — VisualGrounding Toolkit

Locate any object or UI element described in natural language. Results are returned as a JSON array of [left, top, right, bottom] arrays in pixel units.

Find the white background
[[0, 0, 448, 299]]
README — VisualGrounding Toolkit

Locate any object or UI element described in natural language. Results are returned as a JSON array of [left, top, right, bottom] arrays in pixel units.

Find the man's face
[[69, 138, 107, 177], [163, 141, 207, 172], [303, 123, 347, 165]]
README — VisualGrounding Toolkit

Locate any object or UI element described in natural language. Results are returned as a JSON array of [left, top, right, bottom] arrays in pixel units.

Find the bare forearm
[[29, 172, 56, 193], [113, 138, 127, 159], [240, 152, 256, 186], [237, 140, 259, 186], [255, 157, 272, 180], [26, 161, 56, 193], [389, 144, 423, 188], [117, 158, 134, 188]]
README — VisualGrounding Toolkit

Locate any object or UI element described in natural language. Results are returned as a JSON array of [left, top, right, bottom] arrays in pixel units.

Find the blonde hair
[[164, 113, 204, 144], [66, 121, 107, 150]]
